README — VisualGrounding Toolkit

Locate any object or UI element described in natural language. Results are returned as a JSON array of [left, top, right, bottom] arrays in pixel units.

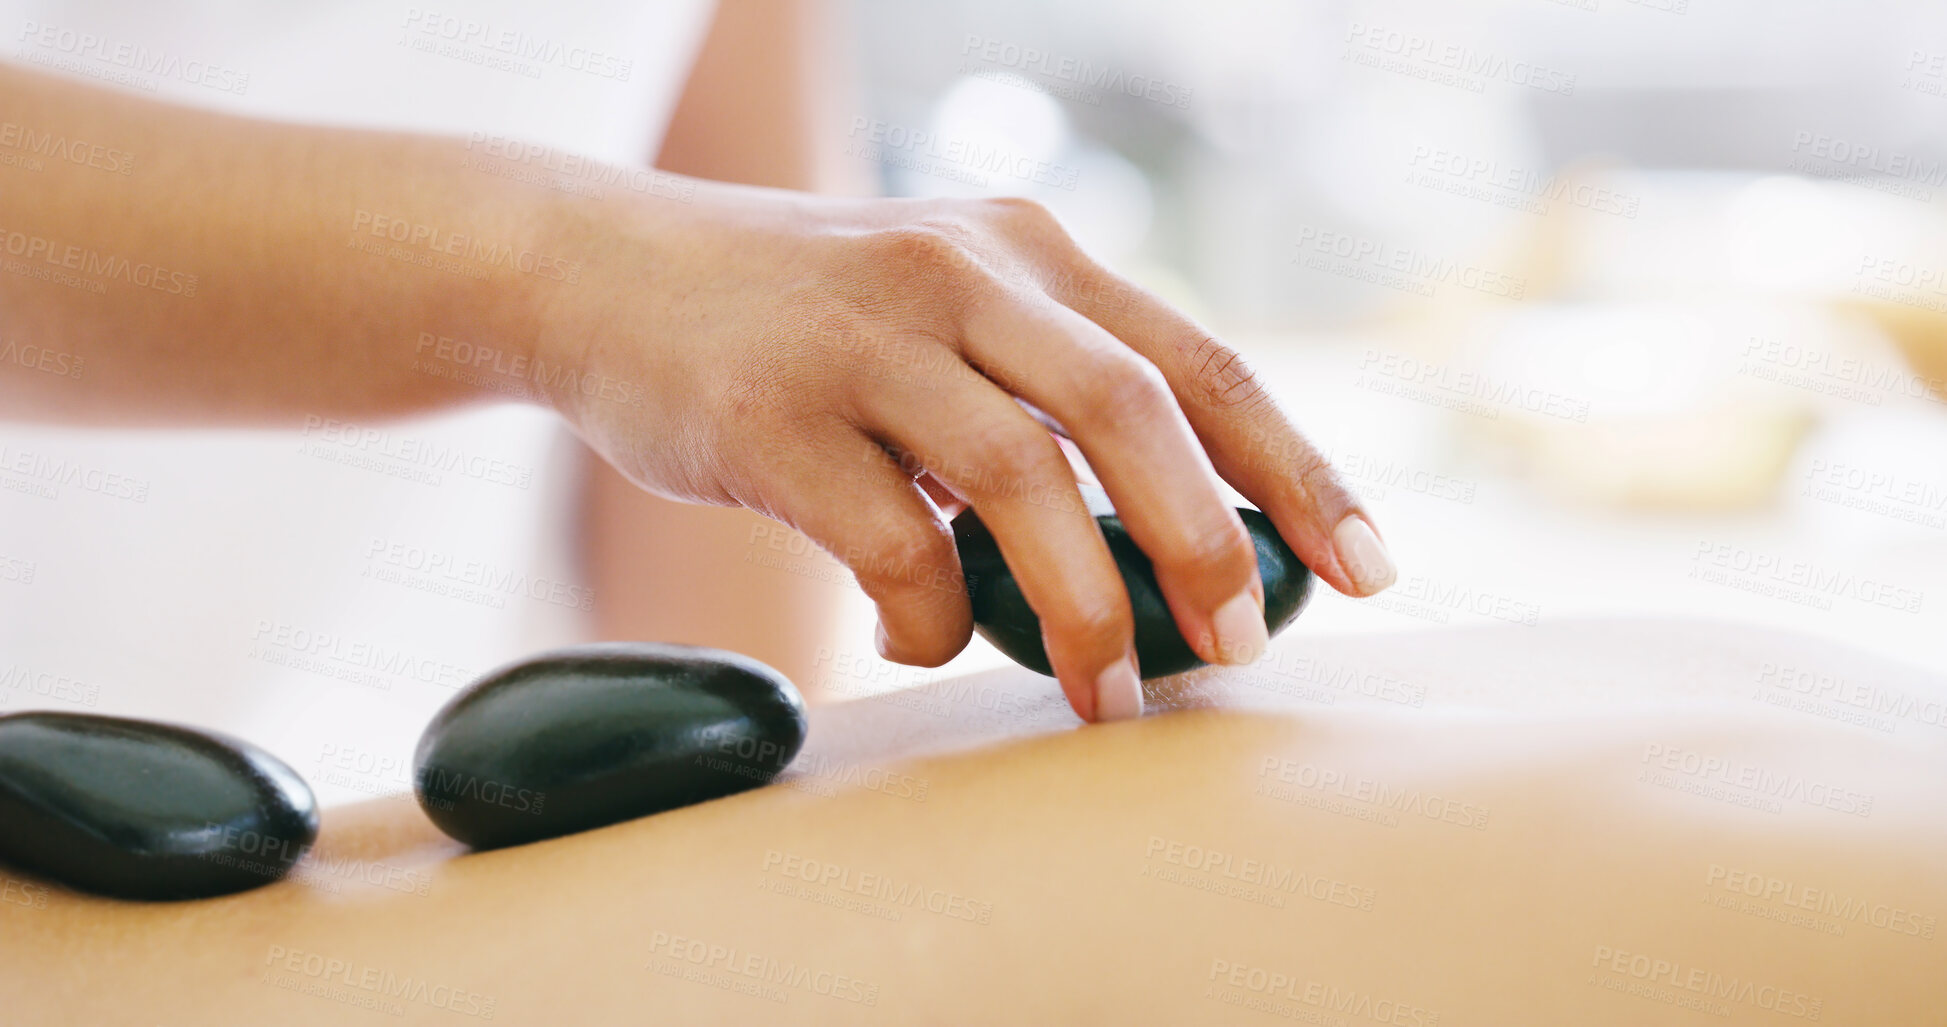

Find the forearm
[[655, 0, 867, 194], [0, 63, 572, 426]]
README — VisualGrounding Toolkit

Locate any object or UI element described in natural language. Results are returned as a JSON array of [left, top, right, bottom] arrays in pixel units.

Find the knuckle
[[980, 197, 1081, 266], [959, 423, 1054, 495], [1079, 353, 1173, 427], [871, 223, 983, 281], [1043, 597, 1130, 654], [1186, 336, 1269, 412], [1156, 516, 1255, 579], [850, 521, 956, 595], [984, 196, 1061, 231], [1289, 447, 1349, 505]]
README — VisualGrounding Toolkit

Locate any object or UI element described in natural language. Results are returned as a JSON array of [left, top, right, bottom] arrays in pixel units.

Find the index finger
[[1049, 269, 1397, 598]]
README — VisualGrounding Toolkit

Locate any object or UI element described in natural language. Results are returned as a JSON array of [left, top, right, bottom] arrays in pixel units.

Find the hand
[[529, 183, 1396, 722]]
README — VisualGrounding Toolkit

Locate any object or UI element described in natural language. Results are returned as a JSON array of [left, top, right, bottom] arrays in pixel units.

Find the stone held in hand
[[414, 642, 808, 850], [953, 485, 1314, 679], [0, 712, 320, 900]]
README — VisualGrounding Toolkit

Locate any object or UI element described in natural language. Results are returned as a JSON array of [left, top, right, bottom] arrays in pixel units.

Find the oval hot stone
[[953, 487, 1313, 679], [0, 712, 319, 900], [414, 643, 808, 850]]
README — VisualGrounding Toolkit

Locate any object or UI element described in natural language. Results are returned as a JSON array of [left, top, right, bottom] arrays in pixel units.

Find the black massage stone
[[0, 712, 319, 900], [414, 643, 807, 850], [953, 485, 1313, 679]]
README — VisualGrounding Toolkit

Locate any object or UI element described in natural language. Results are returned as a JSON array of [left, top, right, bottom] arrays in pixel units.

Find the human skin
[[1, 620, 1938, 1024], [0, 47, 1394, 721], [579, 0, 865, 689]]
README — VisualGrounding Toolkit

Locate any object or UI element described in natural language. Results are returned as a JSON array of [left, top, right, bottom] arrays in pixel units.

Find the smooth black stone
[[414, 643, 808, 850], [953, 486, 1313, 679], [0, 712, 319, 900]]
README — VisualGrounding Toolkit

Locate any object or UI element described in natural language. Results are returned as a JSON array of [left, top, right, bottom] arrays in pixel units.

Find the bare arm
[[0, 56, 1392, 720], [0, 63, 560, 425]]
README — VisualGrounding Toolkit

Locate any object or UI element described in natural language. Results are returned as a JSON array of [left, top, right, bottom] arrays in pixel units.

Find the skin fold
[[2, 620, 1938, 1024]]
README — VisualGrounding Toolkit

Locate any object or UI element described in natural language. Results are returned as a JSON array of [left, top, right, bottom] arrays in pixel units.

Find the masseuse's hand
[[0, 65, 1389, 724], [532, 184, 1397, 722]]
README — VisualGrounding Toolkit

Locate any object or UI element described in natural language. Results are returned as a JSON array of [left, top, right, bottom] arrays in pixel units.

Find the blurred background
[[832, 0, 1947, 688], [4, 0, 1945, 805]]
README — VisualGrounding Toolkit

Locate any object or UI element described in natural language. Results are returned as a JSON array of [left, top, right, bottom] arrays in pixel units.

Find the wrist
[[376, 156, 598, 418], [515, 172, 712, 434], [505, 186, 601, 423]]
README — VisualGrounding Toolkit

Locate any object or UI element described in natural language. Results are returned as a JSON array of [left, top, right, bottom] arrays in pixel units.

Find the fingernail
[[873, 622, 893, 660], [1094, 656, 1143, 722], [1334, 516, 1397, 594], [1209, 590, 1268, 666]]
